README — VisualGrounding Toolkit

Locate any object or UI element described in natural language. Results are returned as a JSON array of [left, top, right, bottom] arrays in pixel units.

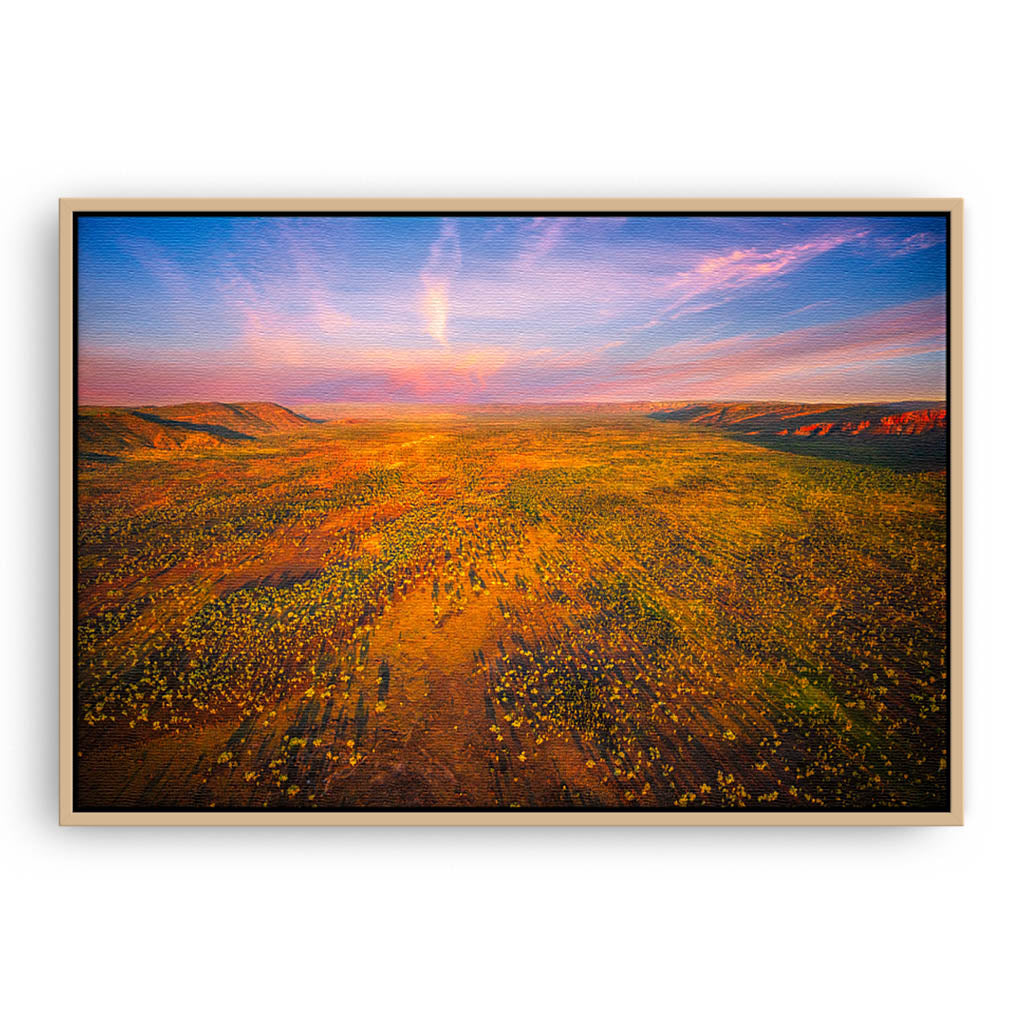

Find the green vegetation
[[75, 410, 949, 811]]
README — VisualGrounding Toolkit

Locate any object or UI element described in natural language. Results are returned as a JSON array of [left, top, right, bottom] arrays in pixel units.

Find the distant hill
[[652, 400, 946, 434], [295, 401, 683, 421], [78, 402, 316, 459], [651, 401, 947, 470]]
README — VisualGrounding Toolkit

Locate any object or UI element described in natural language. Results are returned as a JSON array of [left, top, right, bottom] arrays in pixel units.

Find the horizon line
[[77, 395, 949, 409]]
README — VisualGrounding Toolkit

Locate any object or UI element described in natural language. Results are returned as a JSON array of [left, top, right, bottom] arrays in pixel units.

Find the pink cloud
[[79, 295, 946, 407], [78, 218, 946, 408], [881, 231, 942, 258], [611, 295, 946, 395], [519, 218, 568, 263], [419, 219, 462, 348], [650, 230, 869, 324]]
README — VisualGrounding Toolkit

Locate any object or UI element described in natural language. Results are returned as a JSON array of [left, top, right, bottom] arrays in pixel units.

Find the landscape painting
[[68, 207, 953, 817]]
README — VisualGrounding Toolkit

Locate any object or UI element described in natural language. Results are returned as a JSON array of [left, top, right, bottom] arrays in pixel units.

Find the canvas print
[[70, 209, 953, 815]]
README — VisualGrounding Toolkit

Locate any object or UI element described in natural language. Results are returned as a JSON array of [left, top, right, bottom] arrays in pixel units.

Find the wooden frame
[[60, 197, 963, 825]]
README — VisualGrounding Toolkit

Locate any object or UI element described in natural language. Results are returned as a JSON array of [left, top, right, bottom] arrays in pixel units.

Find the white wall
[[4, 2, 1019, 1021]]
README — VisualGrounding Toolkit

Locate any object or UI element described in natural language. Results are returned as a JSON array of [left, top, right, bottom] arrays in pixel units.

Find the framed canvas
[[59, 198, 962, 825]]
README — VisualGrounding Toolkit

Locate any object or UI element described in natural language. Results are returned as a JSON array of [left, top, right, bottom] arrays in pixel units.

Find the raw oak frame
[[59, 197, 964, 826]]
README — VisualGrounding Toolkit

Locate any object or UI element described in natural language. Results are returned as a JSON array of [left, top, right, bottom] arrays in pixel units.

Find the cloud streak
[[419, 219, 461, 349], [76, 214, 948, 405], [588, 295, 946, 401], [653, 229, 869, 324]]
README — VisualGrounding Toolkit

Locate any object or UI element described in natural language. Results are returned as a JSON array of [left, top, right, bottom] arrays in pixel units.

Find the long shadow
[[726, 432, 947, 472], [220, 401, 323, 425], [79, 451, 123, 465], [130, 410, 256, 442]]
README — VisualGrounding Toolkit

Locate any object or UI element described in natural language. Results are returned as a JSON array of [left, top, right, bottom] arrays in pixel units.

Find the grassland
[[75, 406, 949, 811]]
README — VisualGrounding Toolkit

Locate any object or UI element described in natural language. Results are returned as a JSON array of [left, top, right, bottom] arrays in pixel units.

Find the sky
[[76, 214, 948, 406]]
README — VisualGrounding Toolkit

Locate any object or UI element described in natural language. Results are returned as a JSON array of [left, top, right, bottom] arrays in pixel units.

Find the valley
[[74, 400, 949, 811]]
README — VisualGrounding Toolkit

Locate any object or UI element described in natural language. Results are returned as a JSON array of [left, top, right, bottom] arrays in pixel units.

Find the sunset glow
[[76, 214, 947, 405]]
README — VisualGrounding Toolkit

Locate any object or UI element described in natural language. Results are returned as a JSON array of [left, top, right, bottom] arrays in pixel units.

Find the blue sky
[[77, 214, 947, 405]]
